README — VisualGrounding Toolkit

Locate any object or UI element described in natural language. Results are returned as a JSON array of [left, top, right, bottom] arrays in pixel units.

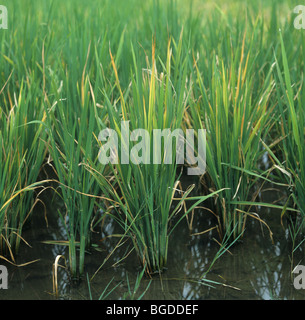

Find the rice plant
[[0, 127, 25, 259], [0, 72, 48, 260], [34, 0, 143, 280], [87, 37, 224, 275], [273, 30, 305, 259], [188, 14, 277, 242], [43, 59, 109, 280]]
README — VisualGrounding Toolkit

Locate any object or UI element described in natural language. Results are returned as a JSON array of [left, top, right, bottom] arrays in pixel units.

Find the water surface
[[1, 178, 305, 300]]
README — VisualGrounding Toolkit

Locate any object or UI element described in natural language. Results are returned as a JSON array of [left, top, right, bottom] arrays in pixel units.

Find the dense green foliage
[[0, 0, 304, 280]]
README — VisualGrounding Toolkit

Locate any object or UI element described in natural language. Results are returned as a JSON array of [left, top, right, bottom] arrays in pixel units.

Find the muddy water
[[1, 178, 305, 300]]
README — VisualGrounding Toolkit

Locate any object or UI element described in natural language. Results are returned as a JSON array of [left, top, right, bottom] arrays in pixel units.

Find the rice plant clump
[[90, 39, 222, 275], [188, 14, 277, 242]]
